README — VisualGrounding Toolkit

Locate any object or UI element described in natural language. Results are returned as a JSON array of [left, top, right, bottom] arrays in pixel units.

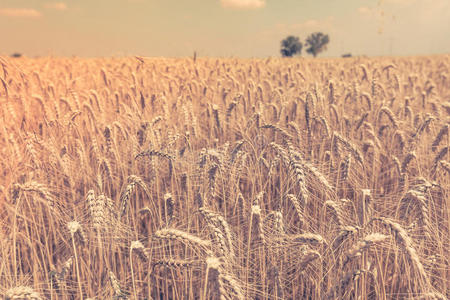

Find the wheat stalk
[[67, 220, 85, 299]]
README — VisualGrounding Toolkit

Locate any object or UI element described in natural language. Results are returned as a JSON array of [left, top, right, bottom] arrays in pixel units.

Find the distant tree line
[[280, 32, 329, 58]]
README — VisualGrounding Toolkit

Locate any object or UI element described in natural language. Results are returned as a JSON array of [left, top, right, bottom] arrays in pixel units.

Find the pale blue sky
[[1, 0, 449, 57]]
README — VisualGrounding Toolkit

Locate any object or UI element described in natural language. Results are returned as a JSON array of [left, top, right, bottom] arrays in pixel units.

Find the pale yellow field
[[0, 55, 448, 299]]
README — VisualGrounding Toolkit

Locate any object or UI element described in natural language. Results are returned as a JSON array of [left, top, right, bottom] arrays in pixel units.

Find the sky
[[0, 0, 449, 58]]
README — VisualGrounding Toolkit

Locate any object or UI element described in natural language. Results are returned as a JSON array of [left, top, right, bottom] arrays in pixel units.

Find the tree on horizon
[[280, 36, 302, 57], [305, 32, 329, 57]]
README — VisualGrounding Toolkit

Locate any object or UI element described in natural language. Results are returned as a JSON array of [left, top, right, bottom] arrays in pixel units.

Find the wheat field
[[0, 55, 448, 299]]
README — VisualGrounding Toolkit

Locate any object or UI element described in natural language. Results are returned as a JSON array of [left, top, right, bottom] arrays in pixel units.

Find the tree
[[305, 32, 329, 57], [280, 36, 302, 57]]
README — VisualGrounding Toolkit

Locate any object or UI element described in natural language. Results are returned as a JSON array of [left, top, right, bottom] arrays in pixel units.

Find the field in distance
[[0, 55, 448, 299]]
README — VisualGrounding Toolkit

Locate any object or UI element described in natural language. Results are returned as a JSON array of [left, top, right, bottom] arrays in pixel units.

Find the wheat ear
[[4, 286, 42, 300]]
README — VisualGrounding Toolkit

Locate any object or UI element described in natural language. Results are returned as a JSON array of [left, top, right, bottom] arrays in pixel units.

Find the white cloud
[[384, 0, 414, 4], [265, 16, 335, 36], [44, 2, 68, 11], [0, 8, 42, 18], [221, 0, 265, 10], [358, 6, 372, 14]]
